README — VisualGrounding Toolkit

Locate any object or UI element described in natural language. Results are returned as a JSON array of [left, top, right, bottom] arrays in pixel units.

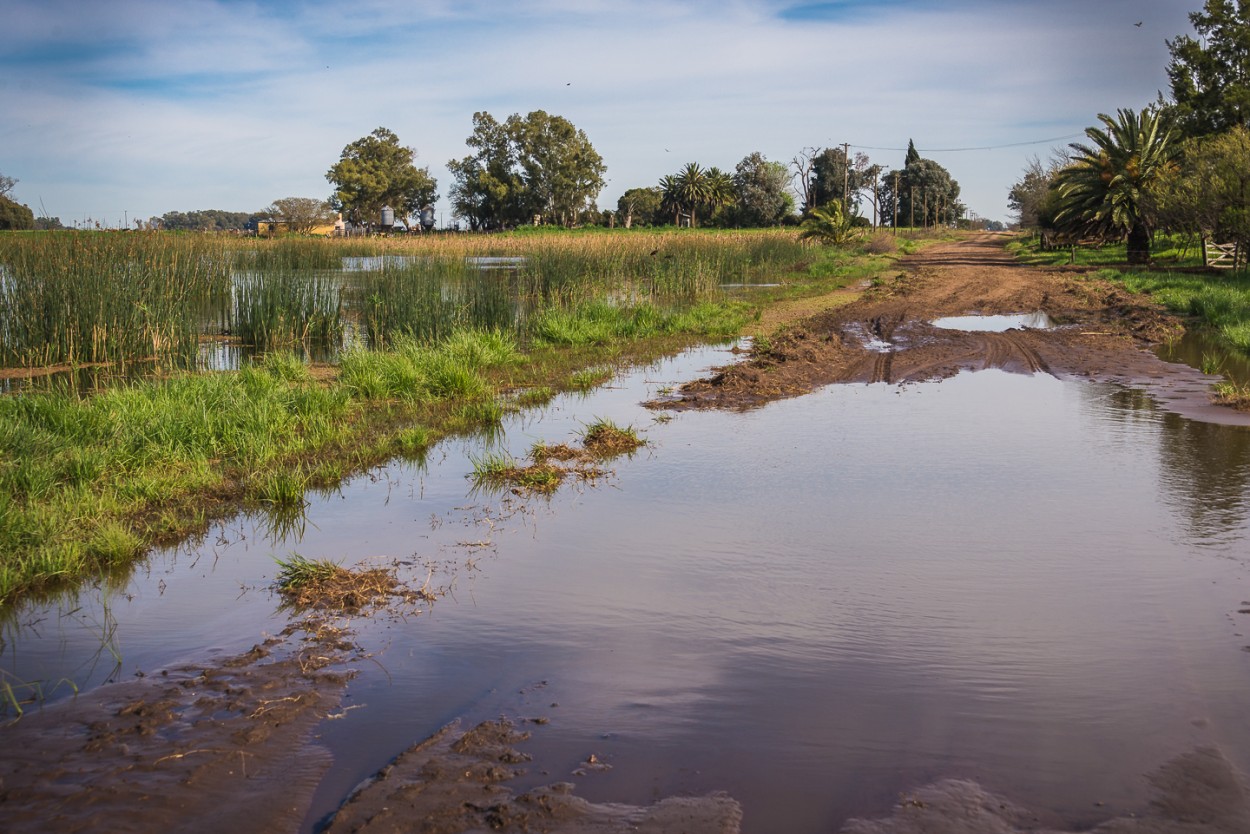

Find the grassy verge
[[1006, 232, 1206, 269], [0, 230, 920, 607]]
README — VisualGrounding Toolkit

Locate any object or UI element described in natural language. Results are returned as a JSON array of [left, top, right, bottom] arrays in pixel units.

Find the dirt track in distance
[[658, 234, 1250, 426]]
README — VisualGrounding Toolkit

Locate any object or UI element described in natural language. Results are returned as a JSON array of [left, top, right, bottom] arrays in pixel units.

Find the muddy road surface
[[663, 234, 1250, 426]]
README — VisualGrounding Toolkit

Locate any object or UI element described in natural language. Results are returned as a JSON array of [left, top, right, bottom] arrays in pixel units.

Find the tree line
[[3, 103, 966, 237], [1009, 0, 1250, 264]]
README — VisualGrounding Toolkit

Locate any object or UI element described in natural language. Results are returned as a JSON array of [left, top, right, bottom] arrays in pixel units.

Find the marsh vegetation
[[0, 227, 911, 606]]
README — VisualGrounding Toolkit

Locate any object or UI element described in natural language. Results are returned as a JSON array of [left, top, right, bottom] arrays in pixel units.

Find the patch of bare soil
[[323, 718, 742, 834], [653, 234, 1250, 426], [840, 747, 1250, 834]]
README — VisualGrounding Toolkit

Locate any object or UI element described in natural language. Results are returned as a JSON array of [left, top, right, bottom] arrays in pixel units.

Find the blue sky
[[2, 0, 1193, 226]]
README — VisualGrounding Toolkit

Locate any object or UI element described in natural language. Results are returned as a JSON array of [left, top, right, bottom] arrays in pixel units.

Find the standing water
[[4, 345, 1250, 832]]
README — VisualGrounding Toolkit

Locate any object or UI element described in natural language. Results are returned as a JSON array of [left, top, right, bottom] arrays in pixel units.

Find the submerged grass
[[470, 452, 565, 493]]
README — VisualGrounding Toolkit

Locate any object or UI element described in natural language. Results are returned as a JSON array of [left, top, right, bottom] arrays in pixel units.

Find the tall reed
[[232, 270, 342, 350], [350, 257, 520, 348], [0, 232, 231, 368]]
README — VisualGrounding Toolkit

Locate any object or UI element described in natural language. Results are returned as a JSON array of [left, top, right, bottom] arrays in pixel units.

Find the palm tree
[[705, 167, 737, 224], [659, 174, 683, 225], [675, 162, 711, 227], [1053, 107, 1179, 264], [798, 201, 857, 246]]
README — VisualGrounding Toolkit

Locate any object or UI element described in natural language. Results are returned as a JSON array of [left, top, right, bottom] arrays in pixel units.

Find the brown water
[[5, 345, 1250, 832]]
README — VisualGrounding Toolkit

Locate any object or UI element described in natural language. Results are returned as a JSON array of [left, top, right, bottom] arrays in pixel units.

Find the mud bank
[[656, 235, 1250, 426]]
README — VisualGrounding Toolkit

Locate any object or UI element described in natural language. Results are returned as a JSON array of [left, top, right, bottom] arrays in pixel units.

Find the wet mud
[[840, 747, 1250, 834], [655, 235, 1250, 426], [0, 618, 356, 833], [324, 718, 741, 834]]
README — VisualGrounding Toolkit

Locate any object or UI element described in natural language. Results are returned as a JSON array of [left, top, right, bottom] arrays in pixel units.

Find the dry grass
[[274, 555, 433, 612]]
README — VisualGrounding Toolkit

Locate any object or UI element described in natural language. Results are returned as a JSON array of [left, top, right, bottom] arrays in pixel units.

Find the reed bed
[[0, 232, 231, 368], [1, 230, 811, 371], [350, 257, 520, 348], [232, 269, 342, 350]]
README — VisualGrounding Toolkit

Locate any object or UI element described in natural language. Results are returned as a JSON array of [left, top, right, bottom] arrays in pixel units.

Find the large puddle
[[5, 346, 1250, 832]]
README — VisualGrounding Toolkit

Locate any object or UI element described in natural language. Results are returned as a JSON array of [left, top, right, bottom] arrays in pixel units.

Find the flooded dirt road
[[671, 234, 1250, 428], [5, 235, 1250, 832]]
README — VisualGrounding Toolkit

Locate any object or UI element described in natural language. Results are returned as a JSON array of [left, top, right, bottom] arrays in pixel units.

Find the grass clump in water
[[470, 452, 565, 494], [580, 418, 645, 458], [1213, 380, 1250, 409], [274, 554, 431, 612], [570, 366, 613, 391]]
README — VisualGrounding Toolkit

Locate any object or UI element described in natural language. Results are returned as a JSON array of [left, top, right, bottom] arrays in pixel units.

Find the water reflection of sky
[[5, 353, 1250, 834], [931, 311, 1055, 331]]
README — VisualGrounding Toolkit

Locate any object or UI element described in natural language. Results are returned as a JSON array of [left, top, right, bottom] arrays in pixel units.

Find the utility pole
[[893, 172, 899, 235], [841, 142, 851, 216]]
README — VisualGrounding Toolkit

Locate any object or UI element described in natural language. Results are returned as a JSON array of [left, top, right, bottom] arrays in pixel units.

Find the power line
[[848, 133, 1085, 153]]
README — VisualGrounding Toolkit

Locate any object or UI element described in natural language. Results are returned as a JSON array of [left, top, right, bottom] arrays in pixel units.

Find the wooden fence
[[1205, 238, 1241, 270]]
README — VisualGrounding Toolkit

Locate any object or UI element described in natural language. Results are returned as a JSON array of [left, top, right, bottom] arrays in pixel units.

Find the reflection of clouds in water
[[10, 350, 1250, 831]]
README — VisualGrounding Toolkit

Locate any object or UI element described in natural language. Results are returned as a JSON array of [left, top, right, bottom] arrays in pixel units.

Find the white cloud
[[1, 0, 1197, 224]]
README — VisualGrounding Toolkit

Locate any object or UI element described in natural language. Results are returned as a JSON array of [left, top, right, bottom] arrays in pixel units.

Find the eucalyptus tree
[[448, 110, 605, 229], [733, 152, 792, 227], [326, 127, 438, 230], [1053, 107, 1179, 264], [617, 187, 663, 228]]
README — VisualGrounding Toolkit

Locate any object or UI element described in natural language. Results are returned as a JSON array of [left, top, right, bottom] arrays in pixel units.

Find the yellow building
[[255, 215, 344, 237]]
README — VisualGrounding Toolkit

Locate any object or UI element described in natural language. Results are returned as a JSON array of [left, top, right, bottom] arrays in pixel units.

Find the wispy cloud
[[1, 0, 1193, 224]]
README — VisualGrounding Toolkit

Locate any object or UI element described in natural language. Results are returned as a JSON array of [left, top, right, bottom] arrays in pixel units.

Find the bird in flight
[[1134, 21, 1143, 27]]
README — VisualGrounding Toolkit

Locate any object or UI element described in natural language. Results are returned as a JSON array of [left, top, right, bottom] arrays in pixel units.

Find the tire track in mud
[[869, 351, 893, 384], [1000, 330, 1051, 374]]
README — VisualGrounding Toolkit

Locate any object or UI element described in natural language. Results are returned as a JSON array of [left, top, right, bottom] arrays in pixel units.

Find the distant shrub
[[863, 233, 898, 255]]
